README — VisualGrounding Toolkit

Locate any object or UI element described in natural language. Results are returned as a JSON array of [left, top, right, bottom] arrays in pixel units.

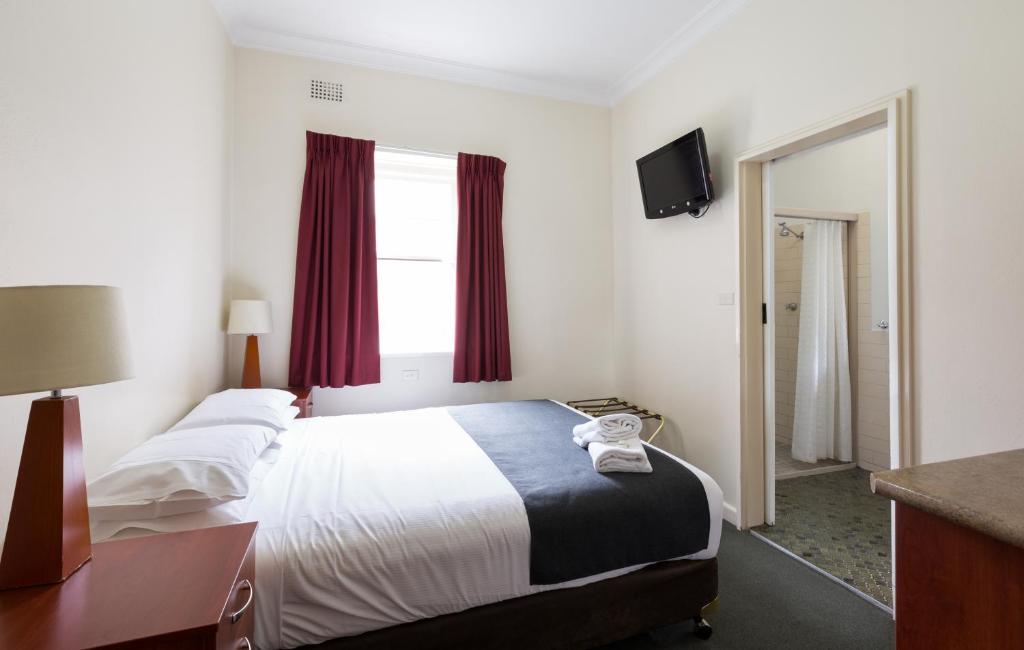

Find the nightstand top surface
[[0, 521, 257, 649]]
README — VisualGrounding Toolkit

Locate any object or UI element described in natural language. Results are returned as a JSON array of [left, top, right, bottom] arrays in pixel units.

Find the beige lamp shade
[[227, 299, 272, 335], [0, 285, 134, 396]]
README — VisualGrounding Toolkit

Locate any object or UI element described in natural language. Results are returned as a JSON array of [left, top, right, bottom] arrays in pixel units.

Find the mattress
[[96, 403, 723, 649]]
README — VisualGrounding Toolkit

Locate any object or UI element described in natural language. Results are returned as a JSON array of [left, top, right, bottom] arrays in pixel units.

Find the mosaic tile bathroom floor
[[753, 468, 892, 607], [775, 439, 847, 479]]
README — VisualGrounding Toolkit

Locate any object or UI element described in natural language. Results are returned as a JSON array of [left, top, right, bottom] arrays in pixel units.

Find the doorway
[[755, 127, 894, 608], [736, 91, 912, 608]]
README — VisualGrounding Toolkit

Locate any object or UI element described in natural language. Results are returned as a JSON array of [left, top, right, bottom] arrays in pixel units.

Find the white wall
[[229, 48, 613, 413], [0, 0, 233, 542], [611, 0, 1024, 516], [773, 128, 888, 323]]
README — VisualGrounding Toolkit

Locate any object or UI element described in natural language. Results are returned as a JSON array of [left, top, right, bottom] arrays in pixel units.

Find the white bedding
[[97, 405, 723, 649]]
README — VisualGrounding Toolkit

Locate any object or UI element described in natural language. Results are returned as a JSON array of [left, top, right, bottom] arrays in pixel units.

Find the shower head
[[778, 222, 804, 240]]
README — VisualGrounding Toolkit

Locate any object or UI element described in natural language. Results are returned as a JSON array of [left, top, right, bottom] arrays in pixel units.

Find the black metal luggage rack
[[565, 397, 665, 444]]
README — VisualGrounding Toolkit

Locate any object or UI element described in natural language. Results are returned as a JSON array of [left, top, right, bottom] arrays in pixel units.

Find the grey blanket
[[447, 400, 710, 585]]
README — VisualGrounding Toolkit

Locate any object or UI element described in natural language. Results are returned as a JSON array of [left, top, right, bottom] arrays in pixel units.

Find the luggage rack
[[565, 397, 665, 444]]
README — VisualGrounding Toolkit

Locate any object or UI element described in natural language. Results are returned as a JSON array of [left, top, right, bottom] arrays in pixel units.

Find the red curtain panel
[[454, 153, 512, 382], [289, 131, 380, 387]]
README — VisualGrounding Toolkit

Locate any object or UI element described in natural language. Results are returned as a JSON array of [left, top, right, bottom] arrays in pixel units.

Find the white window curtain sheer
[[791, 221, 853, 463]]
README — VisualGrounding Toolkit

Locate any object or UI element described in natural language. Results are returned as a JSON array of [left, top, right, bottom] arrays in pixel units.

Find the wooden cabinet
[[0, 522, 258, 649], [217, 533, 257, 650], [894, 503, 1024, 649], [873, 450, 1024, 649]]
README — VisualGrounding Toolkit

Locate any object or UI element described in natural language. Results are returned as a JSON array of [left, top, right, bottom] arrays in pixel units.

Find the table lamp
[[0, 285, 133, 589], [227, 299, 271, 388]]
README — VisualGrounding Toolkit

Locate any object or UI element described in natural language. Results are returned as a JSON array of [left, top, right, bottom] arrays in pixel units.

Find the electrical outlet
[[717, 292, 735, 305], [401, 369, 419, 381]]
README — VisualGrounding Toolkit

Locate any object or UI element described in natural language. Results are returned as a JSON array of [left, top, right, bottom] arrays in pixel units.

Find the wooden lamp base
[[241, 334, 262, 388], [0, 396, 91, 589]]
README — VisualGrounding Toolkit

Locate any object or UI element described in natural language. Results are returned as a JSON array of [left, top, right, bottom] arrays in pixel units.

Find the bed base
[[303, 557, 718, 650]]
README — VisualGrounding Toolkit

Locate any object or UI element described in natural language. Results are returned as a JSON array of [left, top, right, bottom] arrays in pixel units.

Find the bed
[[94, 399, 723, 649]]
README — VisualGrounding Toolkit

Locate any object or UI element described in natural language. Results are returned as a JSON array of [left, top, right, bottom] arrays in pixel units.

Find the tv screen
[[636, 128, 714, 219]]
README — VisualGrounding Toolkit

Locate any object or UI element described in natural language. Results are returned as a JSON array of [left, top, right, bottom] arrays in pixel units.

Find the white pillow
[[170, 389, 299, 432], [90, 499, 250, 542], [89, 439, 284, 541], [87, 424, 276, 522]]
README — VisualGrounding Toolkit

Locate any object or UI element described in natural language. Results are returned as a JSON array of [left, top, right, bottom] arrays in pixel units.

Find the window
[[375, 149, 458, 355]]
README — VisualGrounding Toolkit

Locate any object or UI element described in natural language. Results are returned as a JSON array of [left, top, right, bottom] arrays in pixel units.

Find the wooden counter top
[[871, 448, 1024, 550]]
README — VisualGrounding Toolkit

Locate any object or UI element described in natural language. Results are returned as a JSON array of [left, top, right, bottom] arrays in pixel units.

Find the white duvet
[[97, 405, 723, 650]]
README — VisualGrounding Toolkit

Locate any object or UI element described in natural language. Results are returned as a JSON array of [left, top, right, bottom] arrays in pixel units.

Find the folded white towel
[[572, 414, 643, 448], [587, 437, 653, 474]]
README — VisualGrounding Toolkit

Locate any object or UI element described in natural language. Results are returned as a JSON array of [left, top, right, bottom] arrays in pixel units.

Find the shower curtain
[[792, 221, 853, 463]]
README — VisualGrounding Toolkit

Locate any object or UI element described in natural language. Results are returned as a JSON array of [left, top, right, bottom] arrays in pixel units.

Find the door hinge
[[762, 303, 767, 325]]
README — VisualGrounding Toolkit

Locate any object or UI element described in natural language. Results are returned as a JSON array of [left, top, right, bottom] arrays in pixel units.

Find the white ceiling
[[210, 0, 748, 106]]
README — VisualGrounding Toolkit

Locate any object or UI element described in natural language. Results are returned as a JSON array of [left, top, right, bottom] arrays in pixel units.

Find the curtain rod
[[376, 144, 458, 160], [773, 207, 859, 222]]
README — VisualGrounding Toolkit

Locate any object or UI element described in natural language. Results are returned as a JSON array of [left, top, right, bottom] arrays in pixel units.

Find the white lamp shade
[[0, 285, 134, 396], [228, 300, 272, 335]]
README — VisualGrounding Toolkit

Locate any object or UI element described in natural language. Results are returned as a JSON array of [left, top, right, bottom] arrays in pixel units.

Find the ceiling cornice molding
[[210, 0, 748, 108], [227, 23, 612, 107], [605, 0, 751, 105]]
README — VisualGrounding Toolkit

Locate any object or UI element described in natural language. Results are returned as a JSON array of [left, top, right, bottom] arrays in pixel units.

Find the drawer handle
[[238, 637, 252, 650], [230, 579, 254, 624]]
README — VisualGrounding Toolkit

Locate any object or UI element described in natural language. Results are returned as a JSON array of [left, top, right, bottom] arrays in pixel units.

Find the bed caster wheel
[[693, 617, 713, 640]]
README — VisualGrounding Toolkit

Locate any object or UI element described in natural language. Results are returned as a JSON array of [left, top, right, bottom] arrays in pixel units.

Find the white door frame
[[738, 90, 913, 530], [761, 164, 776, 524]]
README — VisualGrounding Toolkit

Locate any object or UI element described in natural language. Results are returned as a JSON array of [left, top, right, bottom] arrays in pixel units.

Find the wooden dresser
[[872, 450, 1024, 649], [0, 522, 257, 649]]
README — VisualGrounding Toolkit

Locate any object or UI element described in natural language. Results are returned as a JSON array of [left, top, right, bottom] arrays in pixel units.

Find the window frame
[[373, 147, 459, 357]]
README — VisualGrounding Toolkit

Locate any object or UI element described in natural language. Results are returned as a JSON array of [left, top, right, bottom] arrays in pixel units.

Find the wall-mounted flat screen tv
[[636, 127, 714, 219]]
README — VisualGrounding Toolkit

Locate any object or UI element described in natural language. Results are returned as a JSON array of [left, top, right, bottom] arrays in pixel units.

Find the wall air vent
[[310, 79, 343, 103]]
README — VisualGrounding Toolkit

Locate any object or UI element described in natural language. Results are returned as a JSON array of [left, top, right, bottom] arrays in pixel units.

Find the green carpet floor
[[752, 469, 892, 607], [605, 524, 894, 649]]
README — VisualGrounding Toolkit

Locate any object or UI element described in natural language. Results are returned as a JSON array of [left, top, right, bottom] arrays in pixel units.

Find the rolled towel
[[587, 437, 653, 474], [572, 414, 643, 448]]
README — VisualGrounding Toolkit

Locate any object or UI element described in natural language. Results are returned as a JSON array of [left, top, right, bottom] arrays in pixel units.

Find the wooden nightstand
[[286, 386, 314, 418], [0, 522, 257, 649]]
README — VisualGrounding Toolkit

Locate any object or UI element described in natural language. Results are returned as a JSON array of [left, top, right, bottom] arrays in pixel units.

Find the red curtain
[[453, 153, 511, 382], [289, 132, 380, 387]]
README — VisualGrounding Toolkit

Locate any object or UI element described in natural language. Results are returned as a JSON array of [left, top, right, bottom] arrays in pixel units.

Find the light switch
[[401, 369, 420, 381], [717, 292, 735, 306]]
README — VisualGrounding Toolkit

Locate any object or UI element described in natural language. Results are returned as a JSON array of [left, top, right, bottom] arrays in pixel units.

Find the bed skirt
[[302, 557, 718, 650]]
